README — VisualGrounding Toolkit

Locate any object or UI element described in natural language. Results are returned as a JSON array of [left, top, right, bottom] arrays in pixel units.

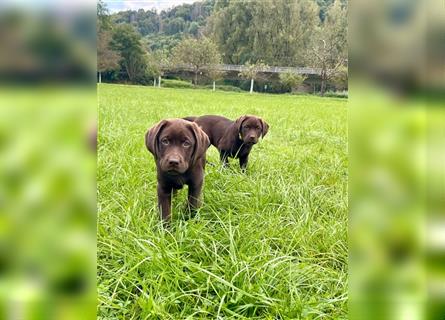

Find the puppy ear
[[234, 115, 248, 132], [145, 120, 168, 158], [189, 122, 210, 165], [260, 118, 269, 137]]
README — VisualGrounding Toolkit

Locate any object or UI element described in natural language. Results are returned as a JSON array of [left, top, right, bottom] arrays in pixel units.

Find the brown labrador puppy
[[184, 115, 269, 170], [145, 119, 210, 222]]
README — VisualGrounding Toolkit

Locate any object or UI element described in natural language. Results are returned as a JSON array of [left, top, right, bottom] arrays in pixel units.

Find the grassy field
[[97, 83, 348, 319]]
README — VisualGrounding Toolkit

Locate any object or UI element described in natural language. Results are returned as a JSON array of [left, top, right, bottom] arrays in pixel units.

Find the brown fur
[[145, 118, 210, 223], [184, 115, 269, 170]]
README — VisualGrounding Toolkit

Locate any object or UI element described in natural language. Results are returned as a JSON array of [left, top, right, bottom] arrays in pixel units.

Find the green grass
[[97, 84, 348, 319]]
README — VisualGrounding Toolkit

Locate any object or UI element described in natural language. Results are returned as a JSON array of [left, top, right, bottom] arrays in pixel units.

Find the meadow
[[97, 83, 348, 319]]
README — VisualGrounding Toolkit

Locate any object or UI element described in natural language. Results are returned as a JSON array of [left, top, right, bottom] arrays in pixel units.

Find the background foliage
[[97, 0, 347, 93]]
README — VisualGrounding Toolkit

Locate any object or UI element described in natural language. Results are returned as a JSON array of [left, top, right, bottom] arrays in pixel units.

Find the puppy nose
[[249, 135, 256, 141], [168, 157, 180, 166]]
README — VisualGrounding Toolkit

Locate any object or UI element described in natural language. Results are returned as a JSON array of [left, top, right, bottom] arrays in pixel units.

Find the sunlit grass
[[97, 84, 347, 319]]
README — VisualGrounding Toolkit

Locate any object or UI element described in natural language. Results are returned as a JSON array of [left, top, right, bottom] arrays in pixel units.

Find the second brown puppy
[[184, 115, 269, 170]]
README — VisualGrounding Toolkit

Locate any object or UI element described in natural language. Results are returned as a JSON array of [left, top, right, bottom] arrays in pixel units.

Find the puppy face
[[145, 119, 209, 175], [236, 115, 269, 145]]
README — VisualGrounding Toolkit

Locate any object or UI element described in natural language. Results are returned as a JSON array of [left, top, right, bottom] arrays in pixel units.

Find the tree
[[97, 0, 111, 30], [110, 1, 213, 40], [165, 17, 185, 35], [188, 21, 199, 37], [279, 71, 307, 92], [308, 0, 347, 96], [205, 2, 254, 64], [147, 50, 171, 87], [310, 38, 346, 96], [207, 66, 225, 91], [238, 61, 268, 94], [111, 25, 149, 83], [97, 30, 121, 83], [206, 0, 319, 66], [172, 37, 221, 85], [146, 52, 161, 87], [248, 0, 318, 66], [97, 0, 121, 83], [331, 65, 348, 91]]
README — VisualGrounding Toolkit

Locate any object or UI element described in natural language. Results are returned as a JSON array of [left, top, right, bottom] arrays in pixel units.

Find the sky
[[104, 0, 199, 13]]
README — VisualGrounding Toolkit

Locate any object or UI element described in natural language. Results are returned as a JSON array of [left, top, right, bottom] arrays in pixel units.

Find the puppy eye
[[244, 125, 250, 129], [183, 141, 191, 148], [161, 138, 169, 145]]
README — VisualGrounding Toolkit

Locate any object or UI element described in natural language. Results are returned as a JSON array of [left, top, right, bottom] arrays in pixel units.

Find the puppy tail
[[183, 116, 197, 122]]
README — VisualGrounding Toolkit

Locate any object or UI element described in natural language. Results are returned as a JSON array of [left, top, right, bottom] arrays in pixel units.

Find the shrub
[[323, 90, 348, 98], [203, 84, 243, 92], [279, 72, 307, 92], [290, 91, 312, 96], [161, 79, 193, 89]]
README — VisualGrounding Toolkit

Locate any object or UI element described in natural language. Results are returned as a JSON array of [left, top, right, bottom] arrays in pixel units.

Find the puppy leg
[[157, 185, 172, 224], [220, 151, 229, 168], [187, 178, 203, 211], [239, 154, 249, 171]]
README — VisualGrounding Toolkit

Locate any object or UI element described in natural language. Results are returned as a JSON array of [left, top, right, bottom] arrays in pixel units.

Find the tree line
[[97, 0, 347, 95]]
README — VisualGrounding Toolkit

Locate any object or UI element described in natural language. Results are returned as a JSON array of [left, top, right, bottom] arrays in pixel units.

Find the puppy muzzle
[[160, 156, 187, 174]]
